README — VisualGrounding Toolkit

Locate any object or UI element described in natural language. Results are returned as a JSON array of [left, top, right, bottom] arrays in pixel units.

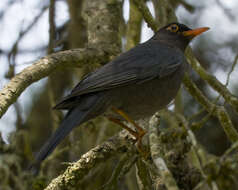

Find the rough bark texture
[[45, 132, 135, 190]]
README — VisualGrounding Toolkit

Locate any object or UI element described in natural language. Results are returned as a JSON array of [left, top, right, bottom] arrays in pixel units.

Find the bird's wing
[[55, 41, 185, 109]]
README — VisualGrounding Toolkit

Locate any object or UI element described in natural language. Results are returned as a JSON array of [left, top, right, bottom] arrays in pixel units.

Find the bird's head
[[152, 22, 209, 51]]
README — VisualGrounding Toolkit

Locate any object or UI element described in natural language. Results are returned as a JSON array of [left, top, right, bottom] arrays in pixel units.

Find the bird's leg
[[107, 117, 139, 139], [111, 107, 146, 143], [108, 110, 149, 159], [111, 107, 146, 137]]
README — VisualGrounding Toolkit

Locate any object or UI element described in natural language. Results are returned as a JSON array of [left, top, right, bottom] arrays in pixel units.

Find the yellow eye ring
[[167, 24, 179, 33]]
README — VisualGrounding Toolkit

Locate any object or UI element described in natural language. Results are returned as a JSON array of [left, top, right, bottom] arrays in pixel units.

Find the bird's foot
[[108, 107, 149, 159], [108, 116, 149, 159], [111, 107, 146, 135], [108, 107, 151, 159]]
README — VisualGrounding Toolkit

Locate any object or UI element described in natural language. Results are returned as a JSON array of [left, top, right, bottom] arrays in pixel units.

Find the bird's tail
[[29, 95, 100, 174]]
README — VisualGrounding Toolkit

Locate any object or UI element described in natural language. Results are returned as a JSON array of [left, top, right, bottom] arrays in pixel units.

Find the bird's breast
[[107, 64, 185, 120]]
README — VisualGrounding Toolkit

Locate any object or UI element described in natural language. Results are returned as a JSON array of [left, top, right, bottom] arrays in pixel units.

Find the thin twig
[[98, 154, 138, 190], [136, 158, 153, 190], [186, 49, 238, 114], [183, 74, 238, 143], [225, 53, 238, 87]]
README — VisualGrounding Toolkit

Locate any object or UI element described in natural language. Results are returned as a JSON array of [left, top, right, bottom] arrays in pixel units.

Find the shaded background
[[0, 0, 238, 189]]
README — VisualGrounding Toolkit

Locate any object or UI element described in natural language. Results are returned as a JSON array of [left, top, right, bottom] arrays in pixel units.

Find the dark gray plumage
[[30, 23, 209, 172]]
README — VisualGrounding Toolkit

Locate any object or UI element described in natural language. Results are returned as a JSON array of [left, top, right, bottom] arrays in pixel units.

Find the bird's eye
[[167, 24, 179, 33]]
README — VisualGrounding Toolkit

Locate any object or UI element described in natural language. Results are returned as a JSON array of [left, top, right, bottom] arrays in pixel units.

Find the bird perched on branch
[[30, 22, 209, 172]]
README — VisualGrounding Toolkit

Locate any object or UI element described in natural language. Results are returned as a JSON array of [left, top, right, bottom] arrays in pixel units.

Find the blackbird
[[32, 22, 209, 170]]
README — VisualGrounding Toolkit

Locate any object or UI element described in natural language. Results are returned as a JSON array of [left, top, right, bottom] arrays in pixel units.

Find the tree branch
[[45, 132, 136, 190], [183, 74, 238, 143], [186, 50, 238, 114], [125, 0, 143, 50], [98, 153, 138, 190], [0, 47, 112, 119], [149, 114, 180, 190], [132, 0, 157, 31]]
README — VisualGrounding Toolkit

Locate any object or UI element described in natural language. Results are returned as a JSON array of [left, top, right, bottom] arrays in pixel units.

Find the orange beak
[[182, 27, 210, 38]]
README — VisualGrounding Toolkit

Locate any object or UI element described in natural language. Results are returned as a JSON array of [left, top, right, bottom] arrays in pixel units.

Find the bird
[[30, 22, 209, 171]]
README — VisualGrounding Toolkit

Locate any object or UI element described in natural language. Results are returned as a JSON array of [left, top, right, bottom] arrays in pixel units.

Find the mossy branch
[[0, 47, 113, 119], [183, 74, 238, 143], [132, 0, 158, 31], [45, 132, 135, 190], [149, 115, 181, 190], [186, 50, 238, 114]]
